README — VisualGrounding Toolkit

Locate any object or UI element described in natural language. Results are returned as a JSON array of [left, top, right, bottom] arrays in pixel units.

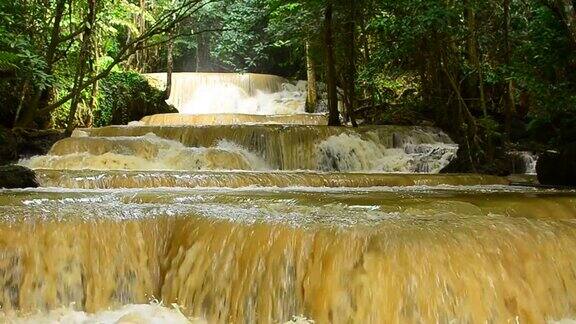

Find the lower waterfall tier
[[1, 187, 576, 323], [35, 170, 509, 189]]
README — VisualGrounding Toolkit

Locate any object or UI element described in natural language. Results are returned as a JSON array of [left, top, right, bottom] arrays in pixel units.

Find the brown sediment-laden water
[[2, 73, 574, 323]]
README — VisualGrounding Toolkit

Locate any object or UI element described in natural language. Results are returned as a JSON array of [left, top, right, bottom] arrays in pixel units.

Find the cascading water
[[145, 73, 309, 115], [59, 124, 457, 173], [509, 150, 539, 174], [21, 133, 270, 171], [316, 133, 457, 173], [2, 72, 576, 323], [140, 113, 329, 126], [2, 188, 576, 323], [34, 170, 509, 189]]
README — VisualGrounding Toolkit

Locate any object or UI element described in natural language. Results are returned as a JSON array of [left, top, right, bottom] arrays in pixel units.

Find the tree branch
[[58, 27, 84, 44], [39, 1, 221, 114]]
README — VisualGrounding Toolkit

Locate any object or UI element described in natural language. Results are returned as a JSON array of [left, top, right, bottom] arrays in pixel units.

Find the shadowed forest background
[[1, 0, 575, 174]]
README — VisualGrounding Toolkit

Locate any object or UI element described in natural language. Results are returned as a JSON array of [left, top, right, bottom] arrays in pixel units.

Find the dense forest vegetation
[[1, 0, 575, 172]]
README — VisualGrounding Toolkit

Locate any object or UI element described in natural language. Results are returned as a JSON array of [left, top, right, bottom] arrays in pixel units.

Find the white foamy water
[[0, 303, 201, 324], [0, 302, 569, 324], [20, 133, 270, 171], [179, 83, 307, 115], [0, 303, 315, 324], [316, 133, 458, 173], [146, 73, 309, 115], [510, 150, 538, 174]]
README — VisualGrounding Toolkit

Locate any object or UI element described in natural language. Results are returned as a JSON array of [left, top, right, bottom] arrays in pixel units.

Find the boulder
[[13, 128, 66, 158], [0, 165, 38, 188], [537, 143, 576, 186], [0, 127, 18, 165], [440, 148, 514, 176], [0, 127, 66, 165]]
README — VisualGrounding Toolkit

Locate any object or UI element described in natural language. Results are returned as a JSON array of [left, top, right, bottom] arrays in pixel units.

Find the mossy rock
[[0, 165, 38, 188], [95, 72, 178, 126], [13, 128, 66, 159]]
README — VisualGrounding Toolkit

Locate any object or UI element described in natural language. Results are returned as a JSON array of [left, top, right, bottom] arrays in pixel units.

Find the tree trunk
[[464, 0, 487, 116], [305, 41, 318, 113], [16, 0, 67, 127], [324, 3, 340, 126], [344, 0, 358, 127], [196, 32, 211, 72], [557, 0, 576, 47], [86, 40, 100, 128], [359, 12, 371, 64], [14, 80, 30, 127], [135, 0, 147, 71], [503, 0, 514, 139], [441, 38, 480, 172], [86, 80, 97, 127], [66, 0, 97, 134], [165, 36, 174, 100], [359, 10, 374, 109]]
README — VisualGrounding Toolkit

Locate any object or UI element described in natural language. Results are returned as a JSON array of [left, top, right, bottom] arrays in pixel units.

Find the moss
[[95, 72, 178, 127]]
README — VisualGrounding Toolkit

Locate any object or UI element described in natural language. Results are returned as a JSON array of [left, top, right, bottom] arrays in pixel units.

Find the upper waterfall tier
[[20, 125, 458, 173], [145, 73, 308, 115]]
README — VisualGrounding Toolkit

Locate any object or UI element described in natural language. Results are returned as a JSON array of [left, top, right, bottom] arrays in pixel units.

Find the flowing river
[[2, 73, 575, 323]]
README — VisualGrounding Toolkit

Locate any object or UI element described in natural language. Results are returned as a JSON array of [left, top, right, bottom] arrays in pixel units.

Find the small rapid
[[317, 133, 457, 173], [34, 170, 509, 189]]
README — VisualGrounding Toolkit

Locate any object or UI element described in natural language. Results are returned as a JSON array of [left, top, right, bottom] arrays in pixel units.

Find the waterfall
[[316, 133, 457, 173], [145, 73, 308, 115], [140, 113, 329, 126], [48, 125, 456, 172], [509, 150, 538, 174], [35, 170, 509, 189], [21, 133, 270, 171], [4, 72, 576, 323], [1, 188, 576, 322]]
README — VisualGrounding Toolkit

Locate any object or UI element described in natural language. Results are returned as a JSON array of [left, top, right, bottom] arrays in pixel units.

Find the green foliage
[[507, 4, 576, 142], [0, 51, 18, 73], [0, 0, 209, 128], [355, 0, 576, 148], [0, 0, 575, 160], [171, 0, 305, 75], [210, 0, 271, 71]]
